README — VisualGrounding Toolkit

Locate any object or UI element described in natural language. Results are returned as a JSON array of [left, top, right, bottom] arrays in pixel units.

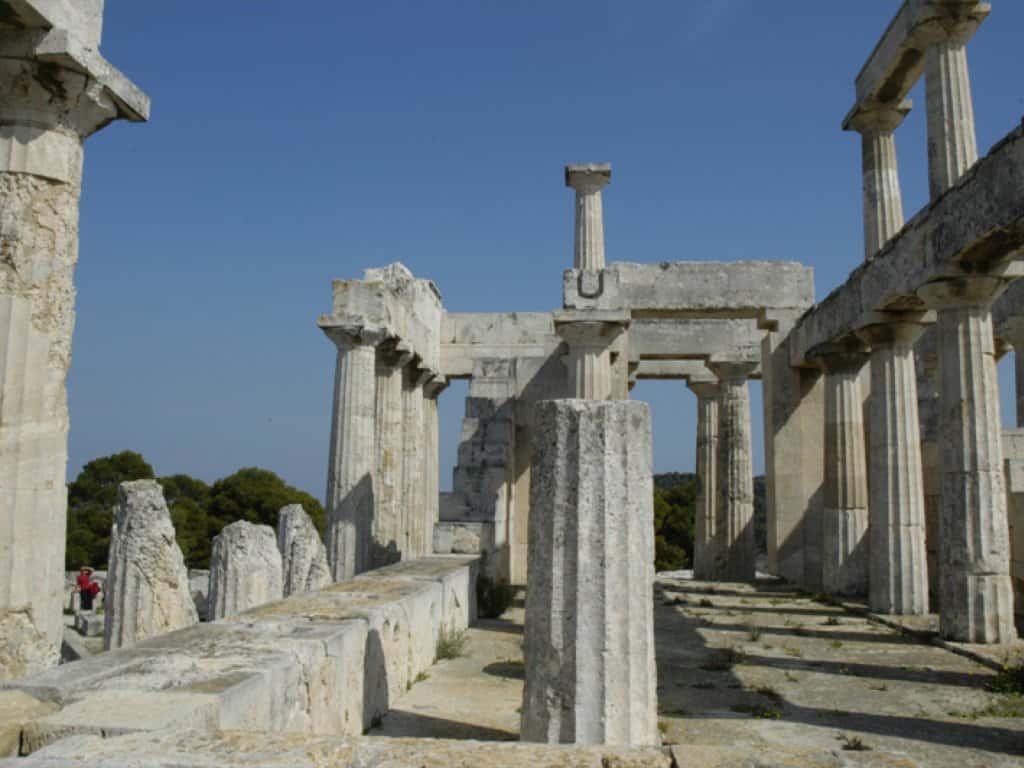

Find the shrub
[[477, 574, 516, 619]]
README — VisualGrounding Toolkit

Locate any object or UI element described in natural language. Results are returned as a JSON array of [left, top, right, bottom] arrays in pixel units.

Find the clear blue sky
[[70, 1, 1024, 498]]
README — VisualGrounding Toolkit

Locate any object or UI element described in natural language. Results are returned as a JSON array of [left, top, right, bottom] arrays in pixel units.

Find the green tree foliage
[[66, 454, 325, 570], [653, 474, 697, 571], [66, 451, 156, 570]]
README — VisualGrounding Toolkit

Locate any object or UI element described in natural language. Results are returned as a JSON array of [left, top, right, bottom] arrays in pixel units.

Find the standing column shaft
[[564, 164, 611, 270], [846, 104, 910, 260], [372, 345, 411, 567], [817, 348, 870, 597], [856, 323, 930, 614], [521, 400, 658, 747], [688, 380, 720, 581], [555, 319, 628, 401], [919, 278, 1017, 643], [401, 367, 430, 559], [0, 24, 148, 680], [324, 326, 384, 580], [709, 362, 758, 582], [423, 377, 447, 555], [926, 30, 978, 200]]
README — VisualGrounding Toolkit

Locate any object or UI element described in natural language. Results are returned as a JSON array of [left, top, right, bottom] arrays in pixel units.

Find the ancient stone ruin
[[2, 1, 1024, 766]]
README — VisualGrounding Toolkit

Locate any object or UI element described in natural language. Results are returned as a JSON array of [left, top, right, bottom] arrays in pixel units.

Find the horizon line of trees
[[66, 451, 324, 571]]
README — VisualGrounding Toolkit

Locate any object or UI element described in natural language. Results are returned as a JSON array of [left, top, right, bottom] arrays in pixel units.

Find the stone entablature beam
[[563, 261, 814, 322], [846, 0, 988, 120], [790, 123, 1024, 367]]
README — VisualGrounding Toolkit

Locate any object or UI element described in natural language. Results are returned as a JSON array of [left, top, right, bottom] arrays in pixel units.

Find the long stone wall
[[0, 556, 478, 755]]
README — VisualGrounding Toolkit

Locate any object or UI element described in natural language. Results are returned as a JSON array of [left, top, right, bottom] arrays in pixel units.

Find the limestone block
[[73, 612, 102, 638], [522, 400, 658, 747], [277, 505, 330, 597], [433, 522, 494, 556], [188, 570, 209, 621], [0, 690, 56, 757], [103, 481, 198, 651], [208, 521, 283, 620]]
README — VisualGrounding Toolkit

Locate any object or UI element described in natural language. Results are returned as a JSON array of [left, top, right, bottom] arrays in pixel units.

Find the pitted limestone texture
[[103, 481, 198, 651], [209, 521, 284, 620], [277, 505, 330, 598]]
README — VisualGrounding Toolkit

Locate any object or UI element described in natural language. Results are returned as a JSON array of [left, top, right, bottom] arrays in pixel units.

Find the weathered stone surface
[[209, 521, 283, 620], [72, 612, 101, 638], [565, 163, 611, 271], [688, 380, 720, 581], [522, 400, 658, 747], [103, 481, 197, 651], [925, 28, 979, 200], [188, 570, 210, 622], [554, 312, 629, 401], [276, 506, 329, 598], [0, 690, 55, 757]]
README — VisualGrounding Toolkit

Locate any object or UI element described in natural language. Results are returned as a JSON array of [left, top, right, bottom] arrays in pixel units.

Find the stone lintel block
[[522, 399, 657, 747], [850, 0, 989, 112], [564, 261, 814, 317]]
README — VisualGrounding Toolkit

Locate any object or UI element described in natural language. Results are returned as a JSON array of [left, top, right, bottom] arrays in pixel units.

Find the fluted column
[[844, 102, 910, 260], [0, 10, 148, 680], [323, 324, 386, 581], [565, 164, 611, 270], [925, 26, 979, 199], [814, 345, 870, 597], [522, 400, 657, 746], [555, 315, 629, 401], [708, 361, 758, 582], [919, 278, 1017, 643], [915, 332, 942, 611], [687, 379, 720, 581], [423, 376, 448, 555], [402, 366, 432, 559], [856, 322, 930, 615], [372, 342, 412, 567]]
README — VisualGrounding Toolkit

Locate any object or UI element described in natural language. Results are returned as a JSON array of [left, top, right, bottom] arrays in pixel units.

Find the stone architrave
[[564, 164, 611, 270], [924, 23, 979, 200], [322, 323, 387, 581], [919, 277, 1017, 643], [554, 312, 629, 401], [103, 481, 198, 651], [0, 3, 149, 679], [856, 321, 930, 615], [521, 399, 658, 747], [687, 379, 720, 581], [372, 341, 412, 567], [277, 505, 330, 597], [209, 521, 284, 620], [844, 101, 910, 259], [814, 344, 870, 597], [708, 361, 759, 582]]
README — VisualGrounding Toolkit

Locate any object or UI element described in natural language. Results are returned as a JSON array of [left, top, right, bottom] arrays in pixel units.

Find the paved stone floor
[[372, 578, 1024, 767]]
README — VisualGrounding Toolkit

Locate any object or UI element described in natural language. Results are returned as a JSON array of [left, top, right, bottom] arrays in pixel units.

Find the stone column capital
[[320, 321, 389, 350], [844, 100, 912, 134], [855, 319, 928, 349], [808, 339, 870, 375], [554, 312, 629, 352], [708, 360, 758, 384], [424, 376, 449, 399], [917, 276, 1005, 309], [565, 163, 611, 193], [686, 379, 721, 400]]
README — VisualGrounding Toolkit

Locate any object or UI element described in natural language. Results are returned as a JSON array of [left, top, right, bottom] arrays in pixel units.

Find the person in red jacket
[[76, 566, 101, 611]]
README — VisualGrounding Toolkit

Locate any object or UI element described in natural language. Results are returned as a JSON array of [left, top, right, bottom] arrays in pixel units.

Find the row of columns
[[323, 324, 445, 581], [828, 16, 1015, 642], [687, 362, 758, 583]]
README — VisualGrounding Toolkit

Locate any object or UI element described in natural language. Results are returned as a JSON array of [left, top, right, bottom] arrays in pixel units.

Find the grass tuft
[[435, 627, 468, 661]]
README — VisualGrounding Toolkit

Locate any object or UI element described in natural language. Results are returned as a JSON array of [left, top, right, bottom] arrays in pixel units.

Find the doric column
[[0, 6, 149, 680], [918, 277, 1017, 643], [565, 164, 611, 270], [402, 365, 433, 559], [844, 102, 910, 259], [813, 344, 870, 597], [423, 376, 448, 555], [522, 400, 658, 746], [855, 322, 930, 615], [687, 379, 720, 581], [372, 341, 413, 568], [915, 331, 942, 611], [708, 361, 759, 582], [322, 323, 386, 581], [924, 24, 979, 199], [555, 312, 629, 401]]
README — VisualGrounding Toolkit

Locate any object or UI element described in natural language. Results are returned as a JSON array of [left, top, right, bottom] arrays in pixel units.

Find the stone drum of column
[[277, 505, 330, 597], [521, 399, 658, 747], [209, 521, 284, 620], [104, 481, 198, 651]]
